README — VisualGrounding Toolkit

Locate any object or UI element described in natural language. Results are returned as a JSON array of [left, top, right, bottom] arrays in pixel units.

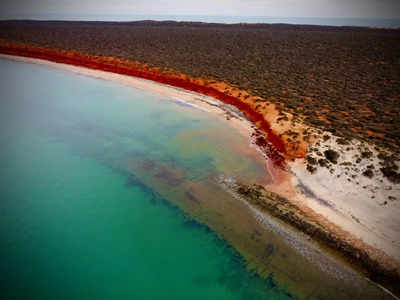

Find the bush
[[324, 149, 339, 164], [362, 169, 374, 178]]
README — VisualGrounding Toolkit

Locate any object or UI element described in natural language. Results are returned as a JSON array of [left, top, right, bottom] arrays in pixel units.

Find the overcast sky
[[0, 0, 399, 18]]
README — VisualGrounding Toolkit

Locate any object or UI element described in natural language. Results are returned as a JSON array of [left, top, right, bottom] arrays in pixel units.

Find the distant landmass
[[0, 14, 399, 28]]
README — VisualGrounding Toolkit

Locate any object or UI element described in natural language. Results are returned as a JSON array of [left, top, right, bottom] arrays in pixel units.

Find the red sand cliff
[[0, 41, 288, 167]]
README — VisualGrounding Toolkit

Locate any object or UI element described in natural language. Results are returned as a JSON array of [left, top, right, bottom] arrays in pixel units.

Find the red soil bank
[[0, 42, 287, 168], [252, 130, 286, 170]]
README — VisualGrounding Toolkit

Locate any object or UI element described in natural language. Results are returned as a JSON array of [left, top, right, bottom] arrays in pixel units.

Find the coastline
[[0, 41, 289, 165], [0, 52, 272, 179], [1, 46, 399, 296]]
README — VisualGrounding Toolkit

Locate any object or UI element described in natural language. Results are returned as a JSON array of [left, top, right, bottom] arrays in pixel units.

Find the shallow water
[[0, 58, 393, 300]]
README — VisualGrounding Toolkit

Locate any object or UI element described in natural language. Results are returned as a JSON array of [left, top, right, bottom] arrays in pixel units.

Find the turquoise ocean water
[[0, 58, 292, 299]]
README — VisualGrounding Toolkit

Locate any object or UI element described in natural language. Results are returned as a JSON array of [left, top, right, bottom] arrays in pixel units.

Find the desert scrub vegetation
[[324, 149, 340, 164], [1, 20, 399, 153]]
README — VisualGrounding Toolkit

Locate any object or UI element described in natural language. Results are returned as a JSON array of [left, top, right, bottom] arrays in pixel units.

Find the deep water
[[0, 58, 293, 299]]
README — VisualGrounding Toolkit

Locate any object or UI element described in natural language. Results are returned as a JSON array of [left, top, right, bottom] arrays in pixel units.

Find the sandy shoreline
[[2, 53, 267, 152], [1, 50, 399, 296]]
